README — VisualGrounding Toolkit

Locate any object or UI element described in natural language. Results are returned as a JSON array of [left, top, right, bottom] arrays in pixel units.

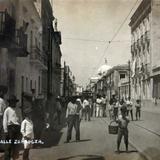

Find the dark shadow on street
[[57, 154, 105, 160], [115, 150, 138, 154], [33, 108, 67, 149], [65, 139, 92, 144]]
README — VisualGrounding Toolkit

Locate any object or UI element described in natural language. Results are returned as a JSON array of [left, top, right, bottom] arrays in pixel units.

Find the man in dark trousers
[[116, 105, 129, 153], [56, 96, 62, 125], [65, 96, 78, 143], [3, 95, 22, 160]]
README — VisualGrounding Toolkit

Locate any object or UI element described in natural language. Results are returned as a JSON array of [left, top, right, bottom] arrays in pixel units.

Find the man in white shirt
[[3, 95, 21, 160], [96, 96, 102, 117], [65, 96, 78, 143], [83, 98, 90, 121], [126, 97, 133, 121], [0, 91, 6, 137]]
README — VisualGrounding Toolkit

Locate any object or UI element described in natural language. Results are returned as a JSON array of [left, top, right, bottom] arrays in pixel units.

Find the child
[[116, 105, 129, 153], [21, 109, 34, 160], [135, 99, 141, 120]]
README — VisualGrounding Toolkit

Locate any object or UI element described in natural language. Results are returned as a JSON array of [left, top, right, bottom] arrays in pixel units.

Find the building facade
[[90, 64, 129, 100], [61, 62, 76, 97], [15, 0, 47, 104], [129, 0, 160, 104]]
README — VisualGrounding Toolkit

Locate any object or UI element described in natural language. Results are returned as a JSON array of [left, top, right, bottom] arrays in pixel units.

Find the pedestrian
[[135, 99, 141, 120], [21, 109, 34, 160], [126, 97, 133, 121], [75, 98, 83, 141], [109, 94, 117, 106], [101, 95, 107, 117], [56, 96, 62, 125], [83, 97, 90, 121], [96, 95, 102, 117], [116, 105, 129, 153], [3, 95, 22, 160], [113, 101, 119, 121], [65, 96, 78, 143], [88, 97, 93, 117], [108, 103, 113, 120], [0, 91, 6, 139]]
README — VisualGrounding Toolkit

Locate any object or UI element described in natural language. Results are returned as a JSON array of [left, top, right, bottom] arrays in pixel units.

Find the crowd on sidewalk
[[0, 90, 64, 160]]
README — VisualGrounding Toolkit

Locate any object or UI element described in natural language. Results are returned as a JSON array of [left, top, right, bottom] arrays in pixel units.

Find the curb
[[129, 139, 152, 160]]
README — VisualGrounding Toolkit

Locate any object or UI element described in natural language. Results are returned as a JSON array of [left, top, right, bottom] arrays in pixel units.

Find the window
[[120, 74, 125, 79]]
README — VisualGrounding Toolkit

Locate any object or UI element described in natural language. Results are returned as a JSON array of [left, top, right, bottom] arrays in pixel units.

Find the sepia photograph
[[0, 0, 160, 159]]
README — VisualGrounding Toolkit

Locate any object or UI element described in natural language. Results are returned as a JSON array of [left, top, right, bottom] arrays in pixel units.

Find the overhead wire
[[90, 0, 140, 77], [63, 37, 130, 43]]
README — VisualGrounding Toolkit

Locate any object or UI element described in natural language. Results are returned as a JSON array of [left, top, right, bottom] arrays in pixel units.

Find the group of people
[[0, 92, 34, 160], [109, 94, 142, 121], [65, 95, 95, 143]]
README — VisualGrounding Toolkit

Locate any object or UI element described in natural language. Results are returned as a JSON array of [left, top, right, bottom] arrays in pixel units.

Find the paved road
[[29, 118, 144, 160]]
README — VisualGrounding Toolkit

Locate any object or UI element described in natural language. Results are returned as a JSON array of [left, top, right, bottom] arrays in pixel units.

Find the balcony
[[144, 64, 150, 77], [0, 10, 15, 45], [0, 11, 28, 57], [54, 31, 62, 45], [131, 44, 134, 53], [30, 46, 47, 70], [53, 62, 61, 75], [145, 31, 150, 42], [9, 28, 28, 57]]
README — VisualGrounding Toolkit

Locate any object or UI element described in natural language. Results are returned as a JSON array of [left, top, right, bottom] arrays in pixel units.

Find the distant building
[[89, 64, 129, 100], [129, 0, 160, 104], [61, 62, 76, 97]]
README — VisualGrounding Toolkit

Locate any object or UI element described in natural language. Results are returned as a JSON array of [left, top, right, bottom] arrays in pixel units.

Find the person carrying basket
[[116, 104, 129, 153]]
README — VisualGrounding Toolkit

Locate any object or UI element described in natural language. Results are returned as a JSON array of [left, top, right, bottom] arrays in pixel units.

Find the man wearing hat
[[3, 95, 22, 160]]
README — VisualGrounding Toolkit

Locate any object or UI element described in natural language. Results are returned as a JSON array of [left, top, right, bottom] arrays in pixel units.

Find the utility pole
[[110, 74, 111, 99], [128, 60, 131, 98], [63, 61, 66, 97], [47, 26, 51, 99]]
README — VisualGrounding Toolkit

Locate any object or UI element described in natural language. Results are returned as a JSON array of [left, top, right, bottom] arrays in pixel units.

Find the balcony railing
[[144, 64, 150, 76], [145, 31, 150, 41], [0, 10, 15, 43], [12, 28, 28, 56], [54, 31, 62, 45]]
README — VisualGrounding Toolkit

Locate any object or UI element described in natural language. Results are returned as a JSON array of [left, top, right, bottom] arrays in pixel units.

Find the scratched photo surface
[[0, 0, 160, 160]]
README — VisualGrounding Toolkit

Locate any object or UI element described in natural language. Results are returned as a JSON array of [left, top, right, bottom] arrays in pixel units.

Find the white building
[[129, 0, 160, 105]]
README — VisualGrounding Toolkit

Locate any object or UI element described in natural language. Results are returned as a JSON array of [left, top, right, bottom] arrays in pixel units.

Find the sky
[[52, 0, 142, 87]]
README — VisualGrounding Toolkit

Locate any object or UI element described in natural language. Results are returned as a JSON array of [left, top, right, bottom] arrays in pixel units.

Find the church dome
[[97, 59, 111, 76]]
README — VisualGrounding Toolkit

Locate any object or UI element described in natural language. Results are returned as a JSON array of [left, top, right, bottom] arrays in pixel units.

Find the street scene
[[0, 0, 160, 160]]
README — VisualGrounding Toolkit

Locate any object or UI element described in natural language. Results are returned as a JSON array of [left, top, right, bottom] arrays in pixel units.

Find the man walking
[[126, 97, 133, 121], [3, 95, 22, 160], [65, 96, 78, 143], [117, 105, 129, 153], [83, 97, 90, 121], [56, 96, 62, 125]]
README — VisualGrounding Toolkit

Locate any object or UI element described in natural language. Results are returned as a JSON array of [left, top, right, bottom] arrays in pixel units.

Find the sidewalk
[[123, 105, 160, 160]]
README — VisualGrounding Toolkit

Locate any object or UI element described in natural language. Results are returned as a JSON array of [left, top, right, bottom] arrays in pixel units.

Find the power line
[[63, 37, 130, 43], [91, 0, 140, 77]]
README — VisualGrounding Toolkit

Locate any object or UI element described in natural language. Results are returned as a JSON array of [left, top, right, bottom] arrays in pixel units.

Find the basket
[[108, 121, 118, 134]]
